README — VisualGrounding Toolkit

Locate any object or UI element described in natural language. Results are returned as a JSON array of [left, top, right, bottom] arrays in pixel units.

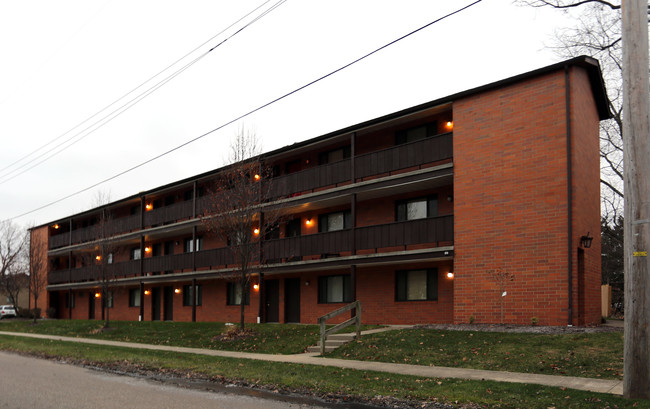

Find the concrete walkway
[[0, 330, 622, 396]]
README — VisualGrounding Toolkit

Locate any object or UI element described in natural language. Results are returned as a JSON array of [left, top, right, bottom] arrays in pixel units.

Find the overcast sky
[[0, 0, 576, 227]]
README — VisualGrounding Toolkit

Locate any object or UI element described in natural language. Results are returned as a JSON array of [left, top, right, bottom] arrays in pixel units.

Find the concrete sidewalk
[[0, 330, 622, 395]]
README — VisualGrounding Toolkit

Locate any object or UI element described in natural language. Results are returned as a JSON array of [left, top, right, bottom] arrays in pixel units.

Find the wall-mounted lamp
[[254, 174, 261, 181], [305, 218, 312, 226], [95, 292, 101, 298], [580, 232, 593, 249], [174, 288, 181, 294], [305, 280, 310, 286], [447, 195, 453, 202], [447, 272, 454, 279], [95, 255, 102, 261], [144, 289, 151, 296], [53, 224, 60, 230], [253, 228, 260, 235], [445, 121, 454, 130], [253, 284, 259, 291], [144, 246, 152, 253], [145, 203, 153, 211]]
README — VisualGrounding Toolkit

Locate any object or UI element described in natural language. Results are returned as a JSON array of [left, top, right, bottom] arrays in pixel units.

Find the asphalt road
[[0, 351, 327, 409]]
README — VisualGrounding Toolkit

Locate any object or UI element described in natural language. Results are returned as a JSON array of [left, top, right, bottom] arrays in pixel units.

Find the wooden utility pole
[[622, 0, 650, 399]]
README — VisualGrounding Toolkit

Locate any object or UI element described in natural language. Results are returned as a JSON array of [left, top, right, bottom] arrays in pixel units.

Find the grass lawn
[[328, 328, 624, 380], [0, 335, 645, 409], [0, 320, 376, 355]]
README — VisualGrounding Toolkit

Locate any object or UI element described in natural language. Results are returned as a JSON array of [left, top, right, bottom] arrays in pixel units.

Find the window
[[105, 291, 114, 308], [130, 248, 141, 260], [183, 284, 203, 306], [318, 211, 351, 233], [318, 275, 352, 303], [65, 293, 75, 309], [396, 195, 438, 221], [164, 241, 174, 255], [227, 282, 249, 305], [396, 269, 438, 301], [152, 243, 162, 257], [184, 237, 202, 253], [319, 146, 351, 165], [286, 219, 301, 237], [395, 121, 438, 145], [129, 289, 141, 307]]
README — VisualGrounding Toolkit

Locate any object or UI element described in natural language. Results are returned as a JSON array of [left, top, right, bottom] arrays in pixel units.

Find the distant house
[[30, 56, 609, 326]]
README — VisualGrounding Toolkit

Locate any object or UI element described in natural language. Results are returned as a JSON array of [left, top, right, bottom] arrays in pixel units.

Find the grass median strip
[[328, 328, 624, 380], [0, 335, 645, 409]]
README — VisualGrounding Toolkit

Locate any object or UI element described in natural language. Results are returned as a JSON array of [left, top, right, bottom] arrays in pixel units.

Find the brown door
[[88, 292, 95, 320], [163, 286, 174, 321], [265, 280, 279, 322], [284, 278, 301, 323], [151, 288, 161, 321]]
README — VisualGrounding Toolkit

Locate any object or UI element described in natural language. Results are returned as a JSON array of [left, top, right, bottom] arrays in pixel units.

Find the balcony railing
[[48, 215, 453, 286], [48, 133, 453, 250]]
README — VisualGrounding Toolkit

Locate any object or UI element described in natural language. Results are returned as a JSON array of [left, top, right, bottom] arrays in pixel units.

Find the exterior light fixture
[[254, 174, 260, 181], [447, 272, 454, 279], [305, 218, 312, 226], [95, 292, 101, 298], [53, 224, 60, 229], [145, 203, 153, 211], [445, 121, 454, 129], [144, 290, 151, 296], [253, 228, 260, 235], [144, 246, 151, 253], [253, 284, 259, 291], [580, 233, 593, 249], [95, 255, 101, 261], [174, 288, 181, 294]]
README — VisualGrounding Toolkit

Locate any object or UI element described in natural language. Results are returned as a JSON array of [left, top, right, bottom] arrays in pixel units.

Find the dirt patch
[[418, 323, 622, 334], [212, 327, 258, 342]]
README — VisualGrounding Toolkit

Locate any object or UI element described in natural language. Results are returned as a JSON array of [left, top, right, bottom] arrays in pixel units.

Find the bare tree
[[488, 268, 515, 324], [0, 221, 27, 280], [203, 128, 281, 330], [28, 228, 48, 323], [516, 0, 640, 223]]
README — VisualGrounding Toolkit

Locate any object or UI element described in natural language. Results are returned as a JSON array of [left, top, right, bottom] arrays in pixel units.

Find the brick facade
[[32, 57, 608, 326]]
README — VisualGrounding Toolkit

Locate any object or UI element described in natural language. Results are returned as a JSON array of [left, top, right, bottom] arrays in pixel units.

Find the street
[[0, 351, 328, 409]]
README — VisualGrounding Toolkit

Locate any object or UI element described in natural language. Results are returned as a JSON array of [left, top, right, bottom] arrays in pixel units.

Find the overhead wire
[[0, 0, 282, 184], [3, 0, 483, 222]]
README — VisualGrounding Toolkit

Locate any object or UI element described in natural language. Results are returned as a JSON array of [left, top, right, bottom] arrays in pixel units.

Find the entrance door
[[151, 288, 161, 321], [88, 292, 95, 320], [265, 280, 280, 322], [284, 278, 301, 323], [163, 286, 174, 321]]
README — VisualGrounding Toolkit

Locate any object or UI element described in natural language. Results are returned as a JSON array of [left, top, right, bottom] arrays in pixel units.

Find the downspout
[[565, 65, 573, 326]]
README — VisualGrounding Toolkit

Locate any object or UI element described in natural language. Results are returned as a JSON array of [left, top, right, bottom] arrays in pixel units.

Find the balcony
[[48, 215, 453, 285], [47, 133, 453, 251]]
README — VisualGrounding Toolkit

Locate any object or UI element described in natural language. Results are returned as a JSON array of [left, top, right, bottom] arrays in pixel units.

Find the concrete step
[[315, 339, 348, 347], [327, 333, 356, 341], [306, 345, 338, 353]]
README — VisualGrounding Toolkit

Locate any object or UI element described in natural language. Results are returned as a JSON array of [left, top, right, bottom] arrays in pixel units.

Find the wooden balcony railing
[[47, 215, 453, 285], [48, 133, 453, 250]]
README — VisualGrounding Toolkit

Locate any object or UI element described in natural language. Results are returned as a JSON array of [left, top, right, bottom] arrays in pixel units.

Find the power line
[[0, 0, 283, 184], [4, 0, 483, 222]]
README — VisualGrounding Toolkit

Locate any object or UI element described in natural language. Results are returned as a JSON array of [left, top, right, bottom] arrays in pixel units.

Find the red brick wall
[[569, 66, 602, 325], [453, 71, 571, 326], [452, 68, 602, 326]]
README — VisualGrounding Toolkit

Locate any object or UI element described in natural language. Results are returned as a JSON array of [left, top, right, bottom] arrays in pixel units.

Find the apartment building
[[30, 56, 610, 326]]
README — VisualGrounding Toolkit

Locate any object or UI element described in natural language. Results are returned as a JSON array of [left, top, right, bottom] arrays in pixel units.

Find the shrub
[[46, 307, 56, 318], [531, 317, 539, 326], [469, 315, 475, 324]]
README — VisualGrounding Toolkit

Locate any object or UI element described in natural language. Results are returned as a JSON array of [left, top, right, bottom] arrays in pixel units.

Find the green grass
[[0, 335, 644, 409], [0, 320, 377, 355], [328, 328, 624, 380]]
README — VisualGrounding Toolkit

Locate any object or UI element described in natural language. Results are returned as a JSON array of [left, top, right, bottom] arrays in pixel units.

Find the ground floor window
[[105, 291, 114, 308], [183, 284, 203, 306], [65, 292, 75, 308], [318, 274, 352, 303], [227, 282, 249, 305], [129, 288, 141, 307], [396, 269, 438, 301]]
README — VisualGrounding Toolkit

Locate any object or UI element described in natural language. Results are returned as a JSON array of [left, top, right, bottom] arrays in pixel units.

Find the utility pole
[[622, 0, 650, 400]]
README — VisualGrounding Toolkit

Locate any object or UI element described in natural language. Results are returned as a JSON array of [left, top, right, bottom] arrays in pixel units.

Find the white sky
[[0, 0, 576, 227]]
